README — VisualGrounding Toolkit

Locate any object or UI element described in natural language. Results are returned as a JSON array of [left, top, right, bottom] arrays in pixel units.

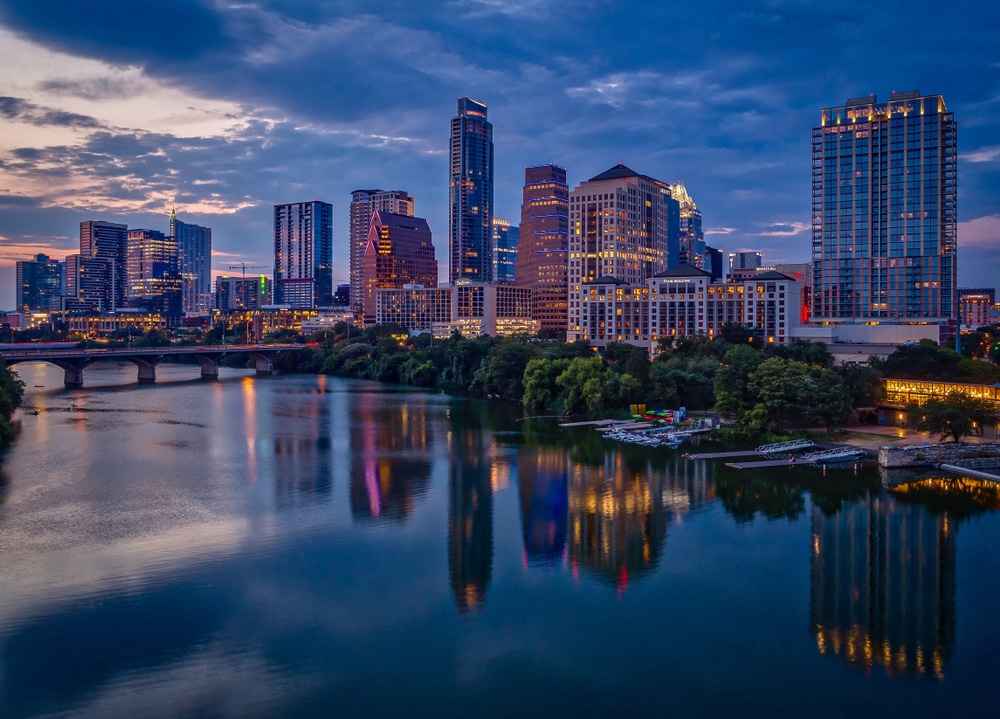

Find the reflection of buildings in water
[[448, 426, 494, 614], [517, 447, 568, 567], [272, 435, 333, 504], [348, 395, 434, 523], [567, 453, 668, 589], [661, 453, 717, 518], [810, 493, 956, 679], [349, 455, 431, 522]]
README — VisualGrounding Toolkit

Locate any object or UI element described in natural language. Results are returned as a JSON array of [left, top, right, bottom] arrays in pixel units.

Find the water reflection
[[567, 453, 668, 589], [517, 447, 568, 567], [448, 412, 494, 613], [810, 494, 956, 679], [349, 392, 432, 522]]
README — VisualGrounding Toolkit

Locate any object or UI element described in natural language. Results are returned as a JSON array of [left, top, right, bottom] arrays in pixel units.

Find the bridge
[[0, 344, 305, 386]]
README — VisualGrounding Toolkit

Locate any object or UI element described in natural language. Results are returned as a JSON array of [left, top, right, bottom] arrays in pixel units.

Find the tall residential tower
[[449, 97, 494, 283], [349, 189, 414, 321], [515, 164, 570, 333], [273, 200, 333, 309], [811, 91, 957, 339], [169, 212, 213, 315]]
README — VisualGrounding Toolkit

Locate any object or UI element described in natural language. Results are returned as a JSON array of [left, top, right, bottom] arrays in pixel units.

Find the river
[[1, 362, 998, 718]]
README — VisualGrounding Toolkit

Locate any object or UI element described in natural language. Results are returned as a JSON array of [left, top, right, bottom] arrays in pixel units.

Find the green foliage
[[906, 392, 1000, 443], [763, 339, 833, 369], [714, 344, 764, 418], [0, 363, 25, 449], [471, 341, 541, 400], [522, 358, 570, 413], [743, 357, 812, 433], [834, 362, 886, 408], [807, 369, 854, 433]]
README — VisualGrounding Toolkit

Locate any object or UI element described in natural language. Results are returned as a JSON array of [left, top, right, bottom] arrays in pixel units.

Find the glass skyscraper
[[449, 97, 494, 283], [811, 91, 957, 339], [273, 200, 333, 309], [16, 253, 63, 313], [169, 211, 213, 315]]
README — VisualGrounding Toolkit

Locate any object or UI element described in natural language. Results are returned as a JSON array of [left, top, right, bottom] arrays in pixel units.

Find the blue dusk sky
[[0, 0, 998, 310]]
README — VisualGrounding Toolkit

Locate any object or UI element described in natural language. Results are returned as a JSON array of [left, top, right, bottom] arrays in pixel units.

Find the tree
[[906, 392, 1000, 443], [557, 357, 611, 414], [807, 369, 854, 433], [522, 358, 569, 413], [714, 344, 763, 419], [0, 363, 25, 449], [743, 357, 811, 433]]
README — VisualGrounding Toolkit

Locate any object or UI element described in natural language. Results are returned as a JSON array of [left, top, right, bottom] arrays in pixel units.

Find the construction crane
[[228, 263, 269, 278]]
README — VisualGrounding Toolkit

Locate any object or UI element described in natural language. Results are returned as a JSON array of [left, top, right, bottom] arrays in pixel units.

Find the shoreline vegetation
[[6, 320, 1000, 449]]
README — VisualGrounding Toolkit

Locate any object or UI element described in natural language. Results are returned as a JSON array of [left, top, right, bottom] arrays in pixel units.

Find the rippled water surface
[[1, 362, 999, 718]]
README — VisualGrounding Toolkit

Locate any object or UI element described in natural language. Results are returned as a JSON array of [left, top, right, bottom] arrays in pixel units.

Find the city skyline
[[0, 2, 998, 310]]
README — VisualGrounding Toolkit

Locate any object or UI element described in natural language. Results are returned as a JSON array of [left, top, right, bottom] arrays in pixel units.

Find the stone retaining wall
[[879, 442, 1000, 468]]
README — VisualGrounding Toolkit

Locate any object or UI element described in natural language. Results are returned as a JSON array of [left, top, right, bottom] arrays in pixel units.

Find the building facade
[[728, 250, 763, 275], [449, 97, 494, 283], [15, 253, 63, 313], [376, 282, 537, 337], [80, 220, 128, 310], [273, 200, 333, 309], [515, 164, 570, 333], [567, 163, 680, 342], [64, 254, 116, 313], [215, 275, 273, 311], [491, 218, 519, 284], [671, 182, 705, 269], [576, 265, 802, 352], [811, 91, 957, 340], [169, 212, 213, 315], [349, 189, 414, 320], [361, 211, 437, 325], [126, 229, 182, 315]]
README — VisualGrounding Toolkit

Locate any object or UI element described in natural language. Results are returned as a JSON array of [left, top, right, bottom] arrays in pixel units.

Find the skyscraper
[[671, 182, 705, 268], [449, 97, 494, 283], [491, 218, 518, 284], [811, 91, 957, 339], [16, 253, 63, 313], [126, 229, 182, 315], [169, 211, 213, 315], [515, 164, 570, 333], [80, 220, 128, 310], [273, 200, 333, 309], [566, 163, 679, 342], [349, 189, 414, 321], [361, 210, 437, 325]]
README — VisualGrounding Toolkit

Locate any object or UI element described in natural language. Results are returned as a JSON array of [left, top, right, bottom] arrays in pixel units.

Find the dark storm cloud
[[37, 76, 146, 101], [0, 96, 104, 129]]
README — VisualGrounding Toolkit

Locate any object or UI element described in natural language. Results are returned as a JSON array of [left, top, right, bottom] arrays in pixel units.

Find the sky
[[0, 0, 998, 310]]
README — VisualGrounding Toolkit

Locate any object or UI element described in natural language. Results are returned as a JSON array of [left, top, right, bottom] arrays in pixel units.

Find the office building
[[349, 189, 414, 320], [169, 211, 213, 315], [705, 246, 724, 282], [449, 97, 494, 283], [376, 281, 537, 337], [80, 220, 128, 310], [126, 229, 182, 315], [567, 163, 680, 342], [491, 218, 518, 284], [515, 164, 570, 333], [811, 91, 957, 340], [729, 250, 763, 273], [64, 253, 116, 313], [273, 200, 333, 309], [215, 275, 273, 311], [671, 182, 705, 268], [15, 253, 63, 313], [361, 211, 437, 325]]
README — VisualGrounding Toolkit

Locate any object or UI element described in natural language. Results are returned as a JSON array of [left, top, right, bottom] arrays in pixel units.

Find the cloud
[[961, 146, 1000, 163], [705, 227, 736, 235], [958, 214, 1000, 249], [0, 95, 104, 128], [755, 221, 811, 237]]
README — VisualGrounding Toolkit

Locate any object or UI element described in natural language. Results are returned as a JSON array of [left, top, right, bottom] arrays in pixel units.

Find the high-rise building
[[169, 212, 213, 315], [64, 253, 116, 313], [491, 218, 518, 284], [273, 200, 333, 309], [515, 164, 570, 333], [449, 97, 494, 283], [126, 229, 182, 315], [15, 253, 63, 313], [671, 182, 705, 268], [567, 163, 680, 342], [349, 189, 414, 320], [811, 91, 957, 340], [361, 211, 437, 326], [80, 220, 128, 310], [215, 275, 272, 311], [705, 246, 724, 282], [729, 250, 763, 273]]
